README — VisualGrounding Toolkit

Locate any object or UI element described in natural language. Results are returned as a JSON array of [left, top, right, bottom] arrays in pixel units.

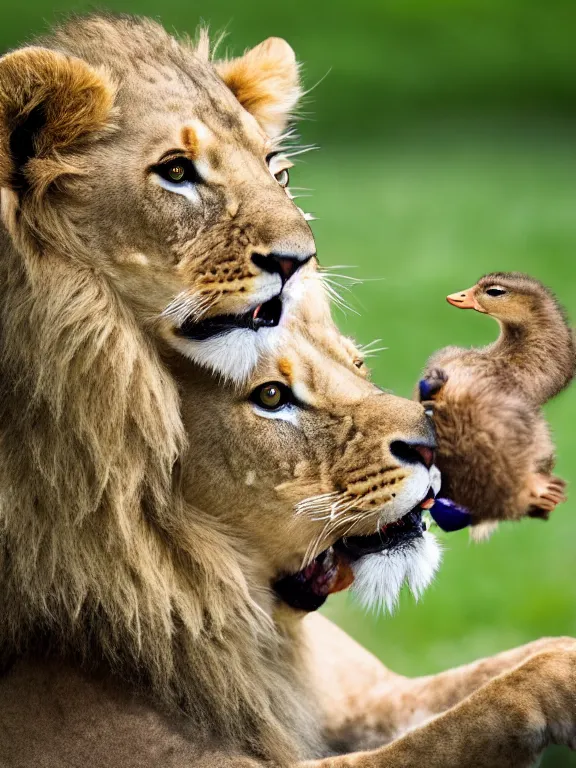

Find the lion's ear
[[215, 38, 301, 138], [0, 47, 115, 194]]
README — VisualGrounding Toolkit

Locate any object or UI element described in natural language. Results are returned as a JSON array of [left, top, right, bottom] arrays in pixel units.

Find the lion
[[1, 263, 576, 768], [1, 13, 576, 768], [0, 13, 316, 380]]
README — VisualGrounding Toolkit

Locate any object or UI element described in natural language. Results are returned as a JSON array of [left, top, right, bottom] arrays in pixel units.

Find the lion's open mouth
[[274, 493, 435, 613], [179, 296, 283, 341]]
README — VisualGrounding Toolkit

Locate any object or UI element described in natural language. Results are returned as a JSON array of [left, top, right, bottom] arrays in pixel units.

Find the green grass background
[[3, 1, 576, 764]]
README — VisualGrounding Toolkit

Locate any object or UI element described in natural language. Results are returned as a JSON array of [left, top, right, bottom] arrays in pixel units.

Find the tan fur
[[0, 243, 439, 763], [0, 14, 314, 338], [1, 279, 576, 765], [1, 17, 575, 768], [216, 37, 301, 138], [0, 47, 115, 196], [0, 14, 316, 765], [181, 125, 201, 159], [2, 622, 576, 768], [0, 17, 434, 763], [418, 272, 575, 524], [177, 272, 436, 579]]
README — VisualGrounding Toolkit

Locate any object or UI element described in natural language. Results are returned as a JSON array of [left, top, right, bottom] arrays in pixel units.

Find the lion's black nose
[[390, 440, 435, 469], [252, 252, 314, 283]]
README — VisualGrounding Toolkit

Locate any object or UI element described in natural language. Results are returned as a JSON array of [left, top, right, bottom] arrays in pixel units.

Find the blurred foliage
[[3, 1, 576, 765], [3, 0, 576, 142]]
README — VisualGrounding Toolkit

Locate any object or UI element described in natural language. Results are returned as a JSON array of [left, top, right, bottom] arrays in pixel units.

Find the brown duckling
[[418, 272, 575, 532]]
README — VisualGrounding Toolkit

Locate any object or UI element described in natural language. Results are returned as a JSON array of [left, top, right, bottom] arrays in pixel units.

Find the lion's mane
[[0, 16, 317, 765]]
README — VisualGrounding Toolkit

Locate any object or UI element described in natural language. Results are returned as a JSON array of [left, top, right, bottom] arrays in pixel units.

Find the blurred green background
[[3, 1, 576, 764]]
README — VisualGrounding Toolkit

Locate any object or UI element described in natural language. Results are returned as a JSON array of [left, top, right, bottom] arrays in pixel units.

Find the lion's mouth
[[274, 493, 436, 613], [178, 296, 283, 341]]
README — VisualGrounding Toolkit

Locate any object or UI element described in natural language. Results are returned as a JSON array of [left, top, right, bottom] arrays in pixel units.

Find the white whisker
[[321, 279, 359, 316], [295, 491, 341, 517], [362, 348, 388, 358], [162, 291, 216, 331], [358, 338, 383, 352], [319, 272, 363, 285], [283, 145, 318, 159]]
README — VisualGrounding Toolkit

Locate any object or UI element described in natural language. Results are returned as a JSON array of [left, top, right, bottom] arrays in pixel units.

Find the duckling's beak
[[446, 286, 486, 312]]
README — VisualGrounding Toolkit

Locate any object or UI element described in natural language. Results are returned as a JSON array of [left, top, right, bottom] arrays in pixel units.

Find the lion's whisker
[[321, 277, 357, 296], [321, 280, 359, 316], [362, 348, 388, 358], [283, 145, 318, 159], [162, 292, 215, 326], [318, 270, 363, 285], [358, 338, 383, 352], [295, 491, 341, 517]]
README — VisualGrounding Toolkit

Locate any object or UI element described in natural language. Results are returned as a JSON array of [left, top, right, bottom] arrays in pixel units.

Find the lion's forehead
[[50, 15, 208, 80], [49, 15, 258, 148]]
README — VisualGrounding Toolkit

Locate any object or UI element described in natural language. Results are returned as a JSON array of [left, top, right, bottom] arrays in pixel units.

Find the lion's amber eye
[[259, 384, 282, 408], [168, 164, 185, 182], [250, 381, 292, 411], [274, 168, 290, 188], [153, 156, 202, 186]]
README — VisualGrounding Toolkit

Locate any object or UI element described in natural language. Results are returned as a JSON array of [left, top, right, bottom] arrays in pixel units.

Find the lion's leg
[[307, 615, 575, 750], [300, 646, 576, 768], [395, 635, 576, 727]]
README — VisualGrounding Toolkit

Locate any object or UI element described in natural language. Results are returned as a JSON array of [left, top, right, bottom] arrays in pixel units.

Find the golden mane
[[0, 184, 316, 767], [0, 14, 318, 766]]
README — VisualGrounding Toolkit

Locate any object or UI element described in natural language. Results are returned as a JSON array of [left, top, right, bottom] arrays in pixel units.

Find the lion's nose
[[252, 252, 314, 283], [390, 440, 435, 469]]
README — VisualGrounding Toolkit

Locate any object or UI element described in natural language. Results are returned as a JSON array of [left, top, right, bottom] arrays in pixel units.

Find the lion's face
[[179, 274, 441, 614], [0, 16, 314, 375]]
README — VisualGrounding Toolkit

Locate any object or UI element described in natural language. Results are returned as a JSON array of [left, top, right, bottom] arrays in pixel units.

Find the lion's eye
[[485, 286, 507, 297], [168, 164, 185, 182], [266, 152, 291, 189], [250, 382, 292, 411], [274, 168, 290, 188], [154, 157, 201, 185]]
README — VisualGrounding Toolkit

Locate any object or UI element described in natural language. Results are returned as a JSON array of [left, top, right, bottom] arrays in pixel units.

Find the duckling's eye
[[250, 382, 293, 411], [353, 357, 364, 369], [154, 157, 201, 185], [274, 168, 290, 188], [485, 286, 507, 297]]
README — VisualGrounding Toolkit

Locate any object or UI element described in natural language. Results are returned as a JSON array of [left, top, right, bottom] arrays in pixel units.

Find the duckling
[[417, 272, 575, 531]]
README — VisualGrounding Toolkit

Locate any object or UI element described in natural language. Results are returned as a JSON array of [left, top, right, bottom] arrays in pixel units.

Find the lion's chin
[[349, 531, 441, 614], [273, 506, 441, 614], [336, 505, 442, 614]]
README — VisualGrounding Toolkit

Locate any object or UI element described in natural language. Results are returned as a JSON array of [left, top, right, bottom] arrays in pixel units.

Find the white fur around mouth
[[350, 531, 441, 614], [170, 324, 285, 383], [346, 467, 443, 615], [167, 293, 285, 383]]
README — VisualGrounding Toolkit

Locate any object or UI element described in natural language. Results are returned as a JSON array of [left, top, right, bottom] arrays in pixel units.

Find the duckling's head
[[447, 272, 562, 325]]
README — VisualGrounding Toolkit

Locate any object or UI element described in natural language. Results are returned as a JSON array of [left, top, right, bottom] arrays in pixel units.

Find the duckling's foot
[[419, 368, 448, 403], [527, 473, 567, 519]]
